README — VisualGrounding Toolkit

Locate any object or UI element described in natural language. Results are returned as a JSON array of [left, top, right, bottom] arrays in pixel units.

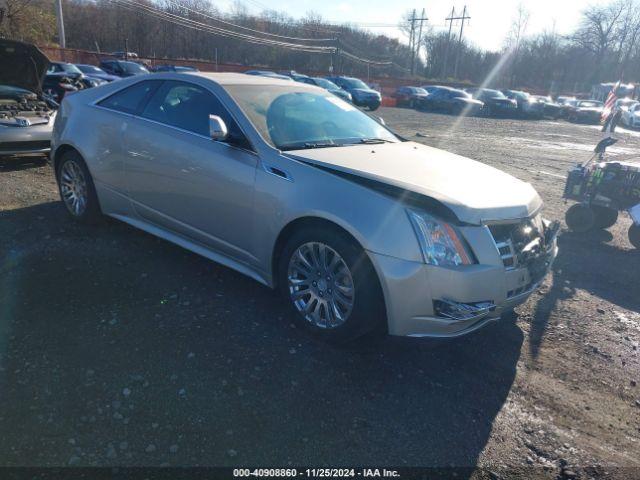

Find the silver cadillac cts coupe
[[51, 72, 558, 342]]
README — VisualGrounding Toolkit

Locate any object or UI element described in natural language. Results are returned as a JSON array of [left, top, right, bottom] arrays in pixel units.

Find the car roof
[[157, 71, 317, 87]]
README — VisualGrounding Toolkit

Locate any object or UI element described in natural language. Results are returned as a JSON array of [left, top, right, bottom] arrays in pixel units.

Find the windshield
[[57, 63, 83, 75], [226, 85, 399, 151], [483, 89, 506, 99], [338, 78, 369, 90], [77, 65, 104, 74], [313, 77, 339, 90], [121, 62, 149, 74]]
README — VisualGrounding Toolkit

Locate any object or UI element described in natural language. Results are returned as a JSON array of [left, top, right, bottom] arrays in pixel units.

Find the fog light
[[434, 299, 496, 321]]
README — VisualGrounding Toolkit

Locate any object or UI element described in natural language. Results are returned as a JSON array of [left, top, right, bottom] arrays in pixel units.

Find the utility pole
[[55, 0, 66, 48], [452, 5, 470, 80], [414, 8, 426, 76], [409, 9, 416, 75], [442, 7, 456, 79]]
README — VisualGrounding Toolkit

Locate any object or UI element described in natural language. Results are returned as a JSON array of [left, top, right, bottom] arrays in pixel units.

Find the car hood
[[287, 141, 542, 224], [0, 39, 49, 94], [578, 107, 602, 113]]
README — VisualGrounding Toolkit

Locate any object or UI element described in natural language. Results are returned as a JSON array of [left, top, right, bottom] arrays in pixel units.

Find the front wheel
[[629, 224, 640, 249], [56, 150, 102, 223], [278, 227, 385, 342], [565, 203, 595, 233]]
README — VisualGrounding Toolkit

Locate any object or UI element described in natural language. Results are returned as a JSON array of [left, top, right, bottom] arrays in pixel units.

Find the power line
[[161, 0, 336, 43], [109, 0, 334, 52]]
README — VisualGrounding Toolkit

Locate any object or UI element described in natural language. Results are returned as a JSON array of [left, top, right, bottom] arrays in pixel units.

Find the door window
[[98, 80, 162, 115], [141, 80, 247, 146]]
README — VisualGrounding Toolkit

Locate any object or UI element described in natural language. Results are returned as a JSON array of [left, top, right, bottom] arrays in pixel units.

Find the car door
[[123, 80, 259, 264]]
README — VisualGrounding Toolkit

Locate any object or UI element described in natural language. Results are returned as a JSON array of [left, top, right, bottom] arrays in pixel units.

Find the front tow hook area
[[433, 299, 497, 322]]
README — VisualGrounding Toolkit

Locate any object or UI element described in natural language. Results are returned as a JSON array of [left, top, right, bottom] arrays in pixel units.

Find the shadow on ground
[[529, 230, 640, 358], [1, 202, 523, 469]]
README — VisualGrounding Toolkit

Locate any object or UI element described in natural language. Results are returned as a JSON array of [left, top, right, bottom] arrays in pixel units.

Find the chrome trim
[[434, 299, 496, 322]]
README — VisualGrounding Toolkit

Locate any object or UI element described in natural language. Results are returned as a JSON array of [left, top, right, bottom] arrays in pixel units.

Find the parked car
[[468, 88, 517, 117], [295, 76, 352, 103], [47, 62, 106, 88], [111, 51, 139, 59], [325, 76, 381, 110], [566, 100, 604, 124], [100, 60, 149, 77], [532, 95, 563, 119], [421, 85, 446, 94], [556, 97, 578, 118], [621, 102, 640, 128], [392, 86, 429, 108], [0, 39, 57, 157], [244, 70, 293, 81], [75, 64, 120, 83], [503, 90, 544, 119], [421, 86, 483, 114], [51, 72, 558, 341], [152, 65, 199, 72]]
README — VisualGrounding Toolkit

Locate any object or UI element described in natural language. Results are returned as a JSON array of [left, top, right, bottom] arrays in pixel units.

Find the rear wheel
[[591, 205, 618, 229], [629, 224, 640, 249], [565, 203, 595, 233], [56, 150, 102, 223], [278, 227, 385, 343]]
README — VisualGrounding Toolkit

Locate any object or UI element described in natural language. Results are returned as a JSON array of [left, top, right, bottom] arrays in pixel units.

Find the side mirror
[[209, 115, 228, 141]]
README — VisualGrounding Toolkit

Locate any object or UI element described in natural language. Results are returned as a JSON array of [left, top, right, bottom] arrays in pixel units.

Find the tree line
[[1, 0, 639, 93]]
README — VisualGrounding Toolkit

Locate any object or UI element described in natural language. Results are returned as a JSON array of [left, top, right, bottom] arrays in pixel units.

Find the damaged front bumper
[[369, 218, 559, 338]]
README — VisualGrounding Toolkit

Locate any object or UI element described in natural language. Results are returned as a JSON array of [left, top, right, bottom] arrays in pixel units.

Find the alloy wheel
[[59, 160, 88, 217], [287, 242, 355, 329]]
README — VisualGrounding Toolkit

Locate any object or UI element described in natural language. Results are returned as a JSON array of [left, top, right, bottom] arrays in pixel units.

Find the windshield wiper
[[279, 141, 342, 151], [354, 138, 394, 145]]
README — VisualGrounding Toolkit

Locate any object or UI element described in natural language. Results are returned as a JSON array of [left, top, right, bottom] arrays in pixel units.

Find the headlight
[[407, 209, 474, 266]]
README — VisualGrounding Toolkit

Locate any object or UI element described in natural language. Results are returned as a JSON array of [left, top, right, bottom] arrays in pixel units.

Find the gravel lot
[[1, 109, 639, 478]]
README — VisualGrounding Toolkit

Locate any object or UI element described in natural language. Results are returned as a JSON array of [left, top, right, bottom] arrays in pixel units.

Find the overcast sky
[[215, 0, 613, 51]]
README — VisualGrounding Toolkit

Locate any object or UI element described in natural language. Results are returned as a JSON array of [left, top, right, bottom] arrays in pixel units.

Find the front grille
[[488, 215, 546, 270], [0, 140, 50, 152]]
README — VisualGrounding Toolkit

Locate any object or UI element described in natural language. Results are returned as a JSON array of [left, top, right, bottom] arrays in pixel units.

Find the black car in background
[[326, 76, 381, 110], [566, 100, 604, 124], [75, 64, 120, 82], [294, 76, 353, 103], [532, 95, 563, 119], [468, 88, 517, 117], [421, 86, 483, 114], [99, 60, 149, 77], [503, 89, 544, 119], [392, 86, 429, 108]]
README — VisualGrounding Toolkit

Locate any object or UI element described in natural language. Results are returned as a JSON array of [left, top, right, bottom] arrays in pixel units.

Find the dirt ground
[[1, 109, 639, 479]]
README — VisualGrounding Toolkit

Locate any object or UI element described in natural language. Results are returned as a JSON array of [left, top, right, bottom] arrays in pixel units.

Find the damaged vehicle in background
[[503, 90, 545, 119], [0, 39, 57, 158], [50, 72, 558, 342], [421, 86, 484, 115]]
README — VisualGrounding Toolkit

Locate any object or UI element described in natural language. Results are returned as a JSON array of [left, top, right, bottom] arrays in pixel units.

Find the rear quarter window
[[98, 80, 162, 115]]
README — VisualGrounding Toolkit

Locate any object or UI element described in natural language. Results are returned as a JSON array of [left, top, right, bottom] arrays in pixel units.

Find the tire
[[278, 226, 386, 343], [629, 224, 640, 249], [56, 150, 102, 223], [565, 203, 595, 233], [591, 205, 618, 229]]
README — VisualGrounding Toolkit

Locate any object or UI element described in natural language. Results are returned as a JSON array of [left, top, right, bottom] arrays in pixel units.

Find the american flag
[[601, 81, 620, 123]]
